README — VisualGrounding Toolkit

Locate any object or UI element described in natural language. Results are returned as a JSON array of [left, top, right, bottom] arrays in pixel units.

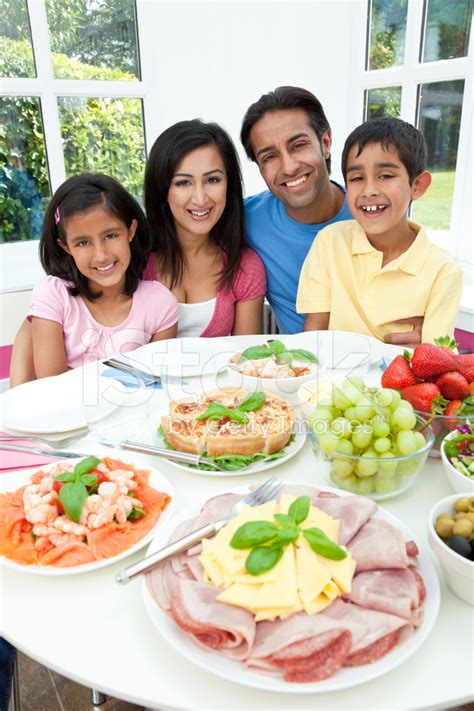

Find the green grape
[[354, 476, 375, 495], [374, 475, 396, 495], [310, 407, 334, 424], [398, 399, 414, 411], [345, 406, 359, 423], [397, 457, 420, 477], [397, 430, 417, 455], [374, 437, 391, 453], [330, 458, 353, 479], [354, 397, 375, 421], [339, 474, 358, 492], [378, 451, 398, 477], [413, 431, 426, 451], [319, 433, 341, 453], [318, 397, 334, 408], [372, 415, 390, 438], [336, 439, 354, 455], [374, 404, 392, 418], [346, 376, 365, 391], [332, 388, 354, 411], [374, 388, 395, 408], [330, 417, 352, 439], [357, 452, 378, 477], [391, 407, 416, 431], [352, 426, 373, 449], [389, 390, 402, 411]]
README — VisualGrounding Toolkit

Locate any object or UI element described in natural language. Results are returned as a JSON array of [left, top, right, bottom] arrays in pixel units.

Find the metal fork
[[0, 432, 87, 449], [102, 358, 161, 385], [115, 476, 284, 584]]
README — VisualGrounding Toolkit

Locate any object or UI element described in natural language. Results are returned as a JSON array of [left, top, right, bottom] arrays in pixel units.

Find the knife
[[0, 443, 85, 459]]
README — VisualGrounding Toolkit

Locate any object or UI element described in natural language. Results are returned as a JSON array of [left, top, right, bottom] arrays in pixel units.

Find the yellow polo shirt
[[296, 220, 463, 343]]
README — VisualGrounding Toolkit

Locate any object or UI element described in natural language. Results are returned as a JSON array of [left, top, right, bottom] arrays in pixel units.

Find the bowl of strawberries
[[381, 338, 474, 457]]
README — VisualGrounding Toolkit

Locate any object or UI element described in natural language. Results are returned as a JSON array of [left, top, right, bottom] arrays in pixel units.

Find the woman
[[10, 122, 265, 386], [143, 119, 266, 337]]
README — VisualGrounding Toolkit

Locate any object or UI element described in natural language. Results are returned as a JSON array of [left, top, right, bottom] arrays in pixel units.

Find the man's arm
[[304, 313, 330, 331]]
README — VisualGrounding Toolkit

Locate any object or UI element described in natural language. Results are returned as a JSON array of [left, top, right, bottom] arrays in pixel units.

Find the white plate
[[143, 484, 440, 693], [0, 459, 174, 576], [153, 429, 307, 477], [126, 337, 235, 379], [0, 371, 127, 434]]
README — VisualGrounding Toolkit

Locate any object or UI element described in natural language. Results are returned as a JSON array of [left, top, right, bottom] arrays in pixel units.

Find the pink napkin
[[0, 432, 58, 472]]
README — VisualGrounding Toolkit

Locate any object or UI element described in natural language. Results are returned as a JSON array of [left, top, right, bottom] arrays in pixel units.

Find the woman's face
[[167, 144, 227, 240]]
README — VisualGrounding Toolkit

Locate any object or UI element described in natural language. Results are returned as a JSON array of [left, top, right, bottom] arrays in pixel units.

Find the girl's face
[[59, 205, 137, 295], [167, 144, 227, 241]]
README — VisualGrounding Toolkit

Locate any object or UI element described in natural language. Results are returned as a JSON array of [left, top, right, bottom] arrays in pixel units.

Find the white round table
[[2, 336, 474, 710]]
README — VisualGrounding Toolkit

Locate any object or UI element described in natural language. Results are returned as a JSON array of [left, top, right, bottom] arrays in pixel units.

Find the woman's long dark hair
[[144, 120, 246, 290], [40, 173, 152, 300]]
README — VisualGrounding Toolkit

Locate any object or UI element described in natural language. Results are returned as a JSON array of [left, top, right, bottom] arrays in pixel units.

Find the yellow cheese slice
[[304, 593, 334, 615], [315, 550, 357, 594], [254, 545, 299, 610], [295, 536, 332, 603]]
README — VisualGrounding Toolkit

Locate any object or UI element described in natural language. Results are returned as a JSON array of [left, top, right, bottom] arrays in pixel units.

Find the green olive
[[435, 518, 455, 538], [465, 512, 474, 524], [452, 519, 473, 538], [454, 497, 470, 513], [455, 512, 471, 521], [437, 513, 455, 522], [468, 498, 474, 512]]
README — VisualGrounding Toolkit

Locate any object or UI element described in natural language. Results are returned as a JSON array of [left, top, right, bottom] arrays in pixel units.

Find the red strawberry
[[436, 372, 469, 400], [411, 343, 456, 379], [400, 383, 443, 413], [444, 399, 463, 431], [381, 354, 417, 389], [455, 354, 474, 383], [434, 335, 458, 358]]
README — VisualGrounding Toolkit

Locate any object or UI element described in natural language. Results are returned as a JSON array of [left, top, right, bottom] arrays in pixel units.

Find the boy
[[296, 118, 463, 345]]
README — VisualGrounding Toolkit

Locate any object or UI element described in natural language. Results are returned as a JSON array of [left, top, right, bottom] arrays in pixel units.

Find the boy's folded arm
[[384, 316, 424, 347], [304, 313, 330, 331], [420, 266, 464, 344]]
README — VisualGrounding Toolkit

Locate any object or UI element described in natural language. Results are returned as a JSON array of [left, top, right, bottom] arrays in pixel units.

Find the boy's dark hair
[[144, 119, 246, 291], [341, 118, 427, 184], [41, 173, 152, 301], [240, 86, 332, 172]]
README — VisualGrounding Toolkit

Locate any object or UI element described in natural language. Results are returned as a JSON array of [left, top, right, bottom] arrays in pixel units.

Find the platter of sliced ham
[[142, 484, 440, 692]]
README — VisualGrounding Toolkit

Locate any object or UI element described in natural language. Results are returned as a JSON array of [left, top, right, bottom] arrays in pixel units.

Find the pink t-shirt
[[142, 247, 266, 337], [27, 276, 178, 369]]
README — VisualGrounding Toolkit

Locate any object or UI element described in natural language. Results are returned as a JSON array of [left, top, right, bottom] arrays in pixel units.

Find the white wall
[[139, 0, 355, 195]]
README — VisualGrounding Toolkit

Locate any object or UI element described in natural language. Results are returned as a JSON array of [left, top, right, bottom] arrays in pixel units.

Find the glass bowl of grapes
[[309, 377, 435, 500]]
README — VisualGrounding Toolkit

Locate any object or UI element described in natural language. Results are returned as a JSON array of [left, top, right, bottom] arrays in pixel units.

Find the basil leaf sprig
[[196, 392, 266, 424], [237, 340, 318, 367], [229, 495, 346, 576], [53, 456, 101, 523]]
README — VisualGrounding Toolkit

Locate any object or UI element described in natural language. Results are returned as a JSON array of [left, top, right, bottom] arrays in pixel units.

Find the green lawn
[[411, 170, 455, 230]]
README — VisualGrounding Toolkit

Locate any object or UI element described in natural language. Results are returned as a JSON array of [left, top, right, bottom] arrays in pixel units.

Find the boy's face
[[345, 142, 427, 241]]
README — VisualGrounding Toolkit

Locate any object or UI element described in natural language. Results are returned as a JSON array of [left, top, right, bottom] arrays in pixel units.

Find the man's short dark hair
[[341, 117, 427, 184], [240, 86, 332, 172]]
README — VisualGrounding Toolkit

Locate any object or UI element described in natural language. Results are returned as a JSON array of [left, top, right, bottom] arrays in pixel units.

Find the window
[[350, 0, 472, 278], [1, 0, 145, 251]]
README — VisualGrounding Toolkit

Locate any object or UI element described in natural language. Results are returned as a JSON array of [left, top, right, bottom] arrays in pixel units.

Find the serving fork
[[115, 476, 284, 584]]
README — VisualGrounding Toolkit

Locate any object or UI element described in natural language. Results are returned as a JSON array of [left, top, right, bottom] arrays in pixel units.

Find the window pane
[[368, 0, 408, 70], [0, 0, 36, 78], [46, 0, 140, 80], [0, 97, 50, 244], [412, 80, 465, 230], [365, 86, 402, 119], [422, 0, 472, 62], [58, 97, 145, 197]]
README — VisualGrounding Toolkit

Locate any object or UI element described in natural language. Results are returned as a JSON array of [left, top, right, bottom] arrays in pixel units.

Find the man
[[240, 86, 423, 345]]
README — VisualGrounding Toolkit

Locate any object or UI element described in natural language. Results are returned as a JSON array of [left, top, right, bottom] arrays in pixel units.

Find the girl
[[144, 120, 266, 337], [11, 174, 178, 383]]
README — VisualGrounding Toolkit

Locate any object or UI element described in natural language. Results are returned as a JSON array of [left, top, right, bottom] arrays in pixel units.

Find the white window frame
[[1, 0, 149, 293], [348, 0, 473, 285]]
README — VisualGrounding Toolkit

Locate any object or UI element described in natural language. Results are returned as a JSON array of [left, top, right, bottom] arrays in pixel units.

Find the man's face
[[249, 108, 331, 212]]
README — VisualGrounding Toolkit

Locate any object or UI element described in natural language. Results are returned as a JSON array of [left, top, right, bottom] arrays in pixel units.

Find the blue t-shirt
[[244, 184, 352, 334]]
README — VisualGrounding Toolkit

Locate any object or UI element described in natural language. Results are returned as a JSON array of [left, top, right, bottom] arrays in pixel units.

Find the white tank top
[[177, 298, 217, 337]]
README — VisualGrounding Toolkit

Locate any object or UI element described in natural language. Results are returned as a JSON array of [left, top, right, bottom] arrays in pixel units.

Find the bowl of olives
[[428, 493, 474, 605]]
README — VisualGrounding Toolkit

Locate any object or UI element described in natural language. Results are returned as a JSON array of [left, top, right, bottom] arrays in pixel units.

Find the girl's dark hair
[[341, 118, 427, 184], [144, 119, 246, 290], [240, 86, 332, 173], [40, 173, 152, 300]]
